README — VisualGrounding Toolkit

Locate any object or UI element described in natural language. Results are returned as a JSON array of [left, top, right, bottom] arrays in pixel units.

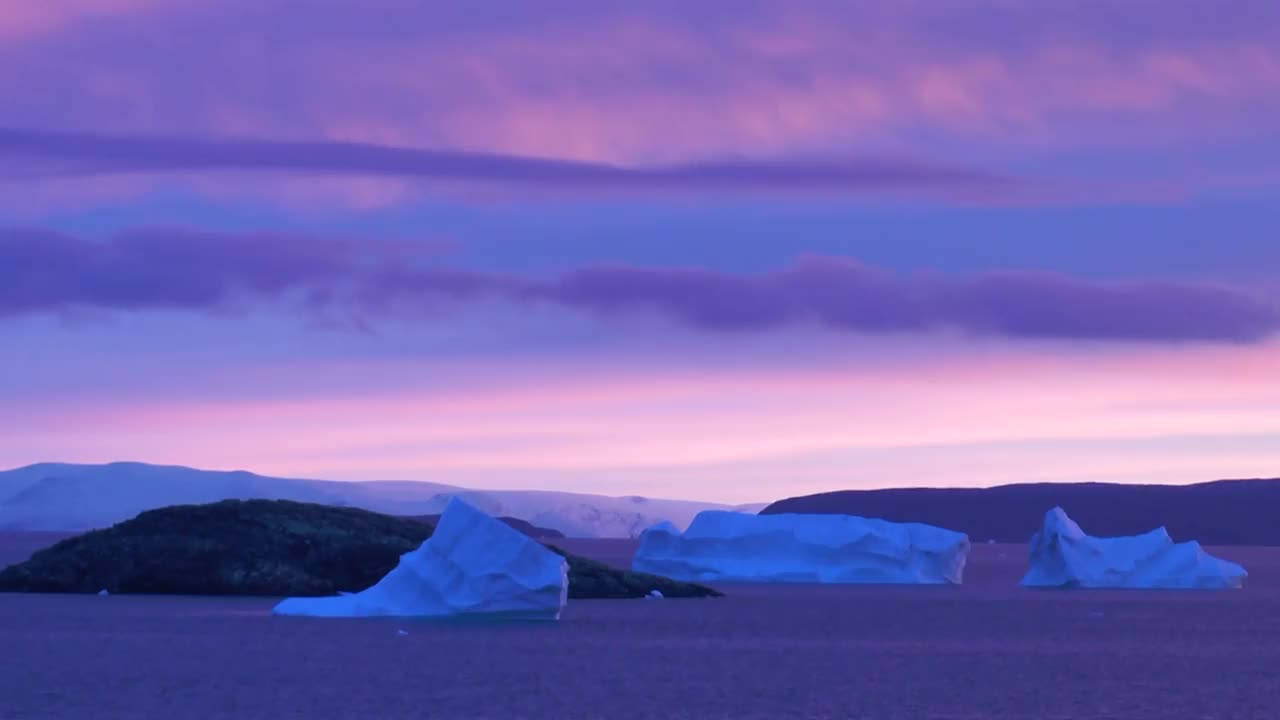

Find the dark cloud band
[[3, 227, 1275, 343], [0, 127, 1009, 193]]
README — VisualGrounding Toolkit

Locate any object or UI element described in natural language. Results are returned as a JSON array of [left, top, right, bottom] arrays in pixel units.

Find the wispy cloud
[[5, 226, 1276, 343], [0, 127, 1011, 197], [2, 1, 1277, 209]]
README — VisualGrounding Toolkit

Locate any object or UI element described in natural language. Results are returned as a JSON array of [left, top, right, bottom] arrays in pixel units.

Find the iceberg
[[1020, 507, 1246, 589], [631, 511, 970, 584], [273, 498, 569, 619]]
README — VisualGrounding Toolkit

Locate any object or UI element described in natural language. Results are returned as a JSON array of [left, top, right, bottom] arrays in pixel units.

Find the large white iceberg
[[631, 511, 970, 584], [273, 497, 569, 619], [1020, 507, 1246, 589]]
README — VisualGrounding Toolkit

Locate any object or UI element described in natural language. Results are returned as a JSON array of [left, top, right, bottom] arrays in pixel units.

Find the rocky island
[[0, 499, 721, 599]]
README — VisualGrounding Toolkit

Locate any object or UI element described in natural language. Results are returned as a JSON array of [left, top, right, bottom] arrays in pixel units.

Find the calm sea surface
[[2, 537, 1277, 719]]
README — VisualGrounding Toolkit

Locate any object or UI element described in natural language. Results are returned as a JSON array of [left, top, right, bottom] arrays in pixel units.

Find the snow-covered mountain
[[0, 462, 761, 538]]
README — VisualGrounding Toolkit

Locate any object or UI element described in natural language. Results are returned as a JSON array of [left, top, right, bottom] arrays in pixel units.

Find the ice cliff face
[[631, 511, 970, 585], [273, 498, 568, 619], [1020, 507, 1246, 589]]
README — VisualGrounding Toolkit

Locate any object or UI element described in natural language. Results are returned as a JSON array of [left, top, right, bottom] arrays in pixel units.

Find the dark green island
[[0, 499, 721, 599]]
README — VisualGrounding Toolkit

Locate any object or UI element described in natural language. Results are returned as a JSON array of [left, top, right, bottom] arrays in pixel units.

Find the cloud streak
[[2, 2, 1276, 209], [4, 227, 1276, 343], [0, 127, 1010, 195], [544, 260, 1280, 342]]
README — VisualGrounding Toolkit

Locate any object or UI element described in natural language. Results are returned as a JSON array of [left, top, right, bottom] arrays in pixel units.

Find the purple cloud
[[3, 227, 1276, 343], [0, 227, 356, 315], [0, 127, 1011, 195], [544, 258, 1280, 342]]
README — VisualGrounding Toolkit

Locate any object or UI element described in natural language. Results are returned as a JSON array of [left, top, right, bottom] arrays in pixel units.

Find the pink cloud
[[0, 0, 166, 41], [2, 1, 1278, 208], [374, 27, 1280, 163]]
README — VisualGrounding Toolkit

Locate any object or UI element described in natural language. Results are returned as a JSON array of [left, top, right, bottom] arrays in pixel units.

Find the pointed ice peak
[[434, 496, 526, 545], [1041, 506, 1086, 540]]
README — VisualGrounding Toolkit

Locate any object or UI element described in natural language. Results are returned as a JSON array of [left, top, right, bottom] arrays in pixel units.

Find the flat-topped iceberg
[[273, 497, 569, 619], [1020, 507, 1246, 590], [631, 511, 970, 584]]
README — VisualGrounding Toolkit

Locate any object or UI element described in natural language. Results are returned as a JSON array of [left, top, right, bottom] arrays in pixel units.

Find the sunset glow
[[3, 0, 1278, 501]]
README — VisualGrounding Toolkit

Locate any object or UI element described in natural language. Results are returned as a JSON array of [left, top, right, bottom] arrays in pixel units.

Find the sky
[[2, 0, 1280, 503]]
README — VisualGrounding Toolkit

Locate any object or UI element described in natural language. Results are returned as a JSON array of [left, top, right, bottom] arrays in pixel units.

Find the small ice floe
[[97, 589, 110, 597], [1087, 610, 1105, 620], [645, 589, 664, 600], [987, 539, 997, 545], [396, 628, 409, 636]]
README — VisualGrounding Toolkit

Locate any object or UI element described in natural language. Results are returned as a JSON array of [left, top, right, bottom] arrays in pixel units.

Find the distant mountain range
[[764, 479, 1280, 545], [0, 462, 765, 538], [11, 462, 1274, 545]]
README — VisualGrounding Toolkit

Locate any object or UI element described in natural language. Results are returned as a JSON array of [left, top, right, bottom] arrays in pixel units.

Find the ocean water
[[1, 539, 1278, 719]]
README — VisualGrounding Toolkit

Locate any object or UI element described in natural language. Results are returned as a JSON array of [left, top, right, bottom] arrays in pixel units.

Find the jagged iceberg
[[631, 511, 970, 584], [1020, 507, 1247, 589], [273, 498, 569, 619]]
